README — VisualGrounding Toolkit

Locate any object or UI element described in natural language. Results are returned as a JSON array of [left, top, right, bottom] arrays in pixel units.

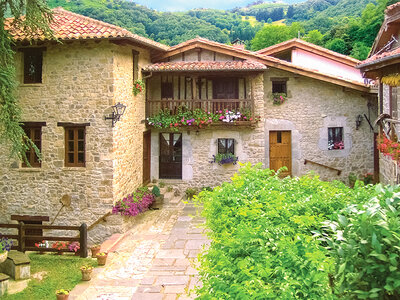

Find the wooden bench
[[0, 251, 30, 280]]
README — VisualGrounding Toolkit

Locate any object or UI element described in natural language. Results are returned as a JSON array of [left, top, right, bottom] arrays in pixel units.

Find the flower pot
[[81, 269, 93, 281], [0, 252, 7, 264], [56, 294, 69, 300], [96, 254, 108, 266], [91, 246, 100, 258]]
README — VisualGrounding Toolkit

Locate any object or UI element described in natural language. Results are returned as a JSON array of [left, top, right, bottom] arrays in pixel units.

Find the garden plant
[[193, 163, 400, 299]]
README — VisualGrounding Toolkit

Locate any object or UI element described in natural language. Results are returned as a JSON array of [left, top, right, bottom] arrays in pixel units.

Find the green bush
[[194, 163, 377, 299], [151, 185, 161, 197], [185, 188, 198, 199], [319, 184, 400, 299]]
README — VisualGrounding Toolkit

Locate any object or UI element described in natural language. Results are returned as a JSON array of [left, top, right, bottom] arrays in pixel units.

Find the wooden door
[[143, 131, 151, 184], [269, 131, 292, 177], [159, 133, 182, 179], [212, 78, 238, 99]]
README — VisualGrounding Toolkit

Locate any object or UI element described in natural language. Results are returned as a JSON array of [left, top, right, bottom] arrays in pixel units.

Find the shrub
[[193, 163, 376, 299], [159, 181, 165, 188], [167, 186, 173, 192], [319, 184, 400, 299], [185, 188, 198, 199], [151, 185, 161, 197], [112, 187, 155, 217]]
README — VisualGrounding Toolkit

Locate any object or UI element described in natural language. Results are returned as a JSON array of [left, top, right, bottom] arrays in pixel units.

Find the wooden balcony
[[146, 98, 253, 118]]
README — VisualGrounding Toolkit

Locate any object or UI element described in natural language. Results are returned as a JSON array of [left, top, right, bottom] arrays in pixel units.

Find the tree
[[325, 38, 347, 54], [286, 5, 294, 19], [350, 42, 370, 60], [0, 1, 53, 163], [304, 29, 324, 45]]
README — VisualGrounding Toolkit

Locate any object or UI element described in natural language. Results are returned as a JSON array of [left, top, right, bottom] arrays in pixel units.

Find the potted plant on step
[[0, 238, 12, 263], [96, 252, 108, 266], [56, 289, 69, 300], [90, 244, 101, 258], [80, 265, 94, 281]]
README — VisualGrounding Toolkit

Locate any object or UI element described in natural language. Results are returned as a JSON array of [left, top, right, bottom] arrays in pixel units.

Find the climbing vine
[[0, 0, 53, 163]]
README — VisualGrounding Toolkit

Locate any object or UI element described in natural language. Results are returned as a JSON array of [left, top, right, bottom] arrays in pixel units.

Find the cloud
[[135, 0, 252, 11]]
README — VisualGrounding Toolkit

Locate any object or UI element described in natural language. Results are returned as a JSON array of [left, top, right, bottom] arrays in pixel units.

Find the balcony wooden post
[[250, 75, 255, 118]]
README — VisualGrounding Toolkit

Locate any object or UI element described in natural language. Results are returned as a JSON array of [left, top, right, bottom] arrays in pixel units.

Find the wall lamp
[[356, 114, 363, 130], [105, 102, 126, 127]]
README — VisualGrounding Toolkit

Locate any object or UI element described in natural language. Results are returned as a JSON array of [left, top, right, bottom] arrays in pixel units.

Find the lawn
[[3, 253, 95, 300]]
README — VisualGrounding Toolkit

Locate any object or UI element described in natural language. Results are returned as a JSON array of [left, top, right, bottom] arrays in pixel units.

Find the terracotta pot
[[81, 269, 93, 281], [0, 252, 7, 263], [96, 254, 108, 266], [56, 294, 69, 300], [91, 247, 101, 258]]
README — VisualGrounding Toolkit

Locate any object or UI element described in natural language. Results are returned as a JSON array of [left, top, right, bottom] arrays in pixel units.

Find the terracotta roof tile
[[143, 60, 267, 72], [5, 7, 169, 51], [359, 46, 400, 66], [386, 1, 400, 14]]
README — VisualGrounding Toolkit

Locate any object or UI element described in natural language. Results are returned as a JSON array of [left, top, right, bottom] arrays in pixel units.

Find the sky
[[134, 0, 254, 12]]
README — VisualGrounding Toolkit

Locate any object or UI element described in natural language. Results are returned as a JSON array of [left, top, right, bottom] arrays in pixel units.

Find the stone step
[[100, 233, 123, 253], [0, 273, 9, 296]]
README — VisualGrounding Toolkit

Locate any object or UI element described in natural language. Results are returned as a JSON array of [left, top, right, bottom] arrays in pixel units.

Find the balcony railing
[[146, 99, 253, 118]]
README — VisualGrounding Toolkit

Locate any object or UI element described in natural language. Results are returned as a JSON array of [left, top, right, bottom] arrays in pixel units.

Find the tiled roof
[[386, 1, 400, 14], [359, 47, 400, 67], [256, 38, 360, 66], [5, 7, 169, 51], [142, 60, 267, 72]]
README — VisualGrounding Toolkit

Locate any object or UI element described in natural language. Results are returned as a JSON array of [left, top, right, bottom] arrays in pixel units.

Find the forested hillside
[[47, 0, 397, 60]]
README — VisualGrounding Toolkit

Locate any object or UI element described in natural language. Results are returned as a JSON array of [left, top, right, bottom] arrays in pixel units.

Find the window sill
[[62, 167, 86, 171], [17, 167, 42, 172], [19, 83, 44, 87]]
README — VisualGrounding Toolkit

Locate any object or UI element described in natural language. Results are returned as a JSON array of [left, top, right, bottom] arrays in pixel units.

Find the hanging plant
[[381, 73, 400, 87], [133, 79, 145, 96], [377, 133, 400, 164], [210, 153, 239, 165], [271, 93, 287, 105]]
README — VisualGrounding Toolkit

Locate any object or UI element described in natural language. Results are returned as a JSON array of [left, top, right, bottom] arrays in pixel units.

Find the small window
[[133, 50, 139, 81], [24, 48, 43, 84], [161, 82, 173, 99], [22, 123, 43, 167], [218, 138, 235, 155], [64, 126, 86, 167], [272, 80, 287, 95], [328, 127, 344, 150]]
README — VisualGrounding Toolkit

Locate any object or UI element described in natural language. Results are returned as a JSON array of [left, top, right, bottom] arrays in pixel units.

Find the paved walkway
[[70, 193, 208, 300]]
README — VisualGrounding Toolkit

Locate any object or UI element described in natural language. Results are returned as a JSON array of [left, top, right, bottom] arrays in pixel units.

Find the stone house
[[358, 2, 400, 185], [0, 8, 377, 241], [144, 37, 377, 189], [0, 8, 168, 241]]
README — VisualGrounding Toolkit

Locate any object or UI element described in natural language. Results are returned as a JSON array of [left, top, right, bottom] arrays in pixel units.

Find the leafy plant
[[211, 153, 239, 165], [193, 163, 377, 299], [97, 252, 107, 257], [318, 184, 400, 299], [348, 172, 357, 188], [132, 79, 145, 96], [151, 185, 161, 197], [0, 237, 13, 253], [56, 289, 69, 295], [271, 92, 287, 105], [185, 188, 198, 199], [80, 265, 93, 271], [112, 187, 155, 217], [159, 181, 166, 188], [167, 186, 173, 192]]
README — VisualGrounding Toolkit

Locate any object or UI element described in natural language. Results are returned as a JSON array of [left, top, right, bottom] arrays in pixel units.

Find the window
[[22, 123, 44, 167], [23, 48, 44, 84], [133, 50, 139, 81], [161, 81, 173, 99], [272, 80, 287, 95], [218, 138, 235, 155], [328, 127, 344, 150], [64, 126, 86, 167]]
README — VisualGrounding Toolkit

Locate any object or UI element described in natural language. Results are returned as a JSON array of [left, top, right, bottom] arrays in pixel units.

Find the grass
[[3, 253, 95, 300]]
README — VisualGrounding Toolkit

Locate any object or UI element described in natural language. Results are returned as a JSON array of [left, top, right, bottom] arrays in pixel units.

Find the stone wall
[[264, 68, 376, 183], [0, 40, 149, 243], [112, 44, 149, 201]]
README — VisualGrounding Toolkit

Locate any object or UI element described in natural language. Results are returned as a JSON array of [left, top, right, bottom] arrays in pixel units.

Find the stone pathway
[[70, 191, 208, 300]]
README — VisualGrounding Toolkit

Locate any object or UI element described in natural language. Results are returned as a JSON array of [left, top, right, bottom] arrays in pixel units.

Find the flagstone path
[[70, 193, 209, 300]]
